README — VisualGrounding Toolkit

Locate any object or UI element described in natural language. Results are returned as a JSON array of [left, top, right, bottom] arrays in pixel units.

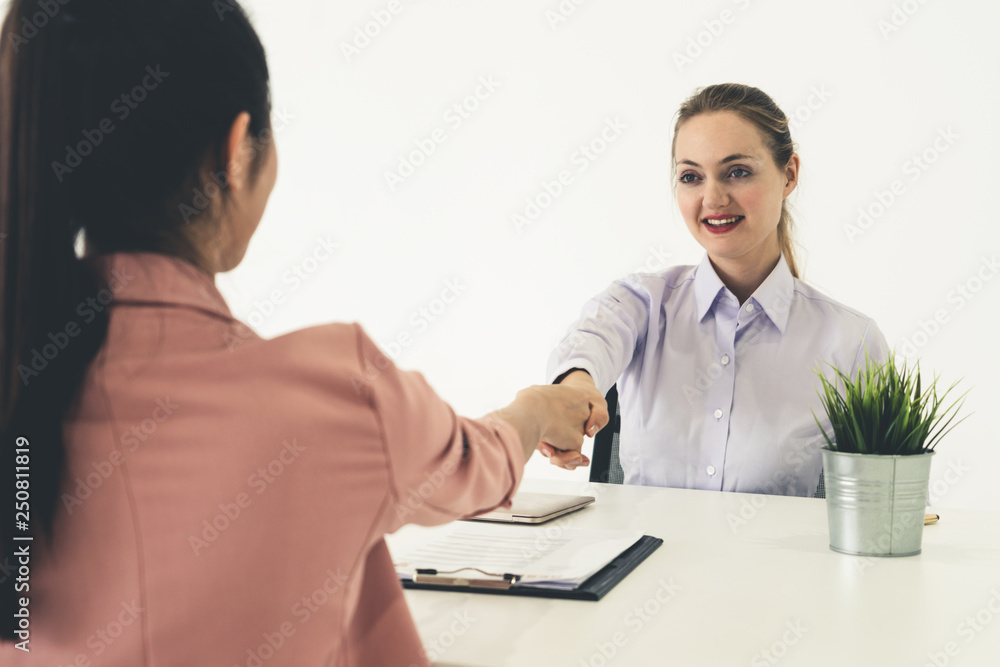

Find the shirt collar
[[693, 253, 795, 334], [88, 251, 234, 322], [752, 254, 794, 334], [693, 254, 729, 322]]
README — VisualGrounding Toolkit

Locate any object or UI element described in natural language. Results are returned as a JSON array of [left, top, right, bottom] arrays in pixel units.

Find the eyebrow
[[677, 153, 759, 168]]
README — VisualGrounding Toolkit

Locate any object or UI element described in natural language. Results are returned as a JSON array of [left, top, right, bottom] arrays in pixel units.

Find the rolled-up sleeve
[[353, 326, 524, 532]]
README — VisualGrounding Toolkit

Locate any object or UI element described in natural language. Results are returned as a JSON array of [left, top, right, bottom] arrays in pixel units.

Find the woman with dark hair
[[0, 1, 602, 664], [543, 84, 888, 497]]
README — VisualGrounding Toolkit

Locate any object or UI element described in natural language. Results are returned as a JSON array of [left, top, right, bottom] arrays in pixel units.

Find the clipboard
[[401, 534, 662, 601]]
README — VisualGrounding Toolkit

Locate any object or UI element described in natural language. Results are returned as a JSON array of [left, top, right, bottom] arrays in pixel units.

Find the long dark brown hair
[[0, 0, 271, 637]]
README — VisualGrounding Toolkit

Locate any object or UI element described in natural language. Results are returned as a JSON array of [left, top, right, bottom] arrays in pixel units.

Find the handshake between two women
[[492, 369, 608, 472]]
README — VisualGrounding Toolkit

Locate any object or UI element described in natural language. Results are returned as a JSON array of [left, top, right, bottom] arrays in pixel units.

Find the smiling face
[[673, 110, 798, 277]]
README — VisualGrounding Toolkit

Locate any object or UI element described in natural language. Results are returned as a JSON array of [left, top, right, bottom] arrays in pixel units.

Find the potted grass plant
[[814, 352, 968, 557]]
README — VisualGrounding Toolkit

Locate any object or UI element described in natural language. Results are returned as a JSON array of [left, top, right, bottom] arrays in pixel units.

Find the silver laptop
[[464, 492, 596, 525]]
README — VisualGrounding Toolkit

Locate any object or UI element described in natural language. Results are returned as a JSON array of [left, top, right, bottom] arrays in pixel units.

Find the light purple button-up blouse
[[548, 254, 889, 496]]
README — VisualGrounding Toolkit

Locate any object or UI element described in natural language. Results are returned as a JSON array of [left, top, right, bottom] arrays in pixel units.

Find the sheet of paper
[[392, 522, 643, 589]]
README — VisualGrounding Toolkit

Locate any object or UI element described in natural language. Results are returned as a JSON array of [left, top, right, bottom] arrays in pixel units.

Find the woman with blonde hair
[[543, 83, 888, 497]]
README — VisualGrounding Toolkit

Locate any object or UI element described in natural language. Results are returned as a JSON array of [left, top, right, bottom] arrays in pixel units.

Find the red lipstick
[[701, 214, 744, 234]]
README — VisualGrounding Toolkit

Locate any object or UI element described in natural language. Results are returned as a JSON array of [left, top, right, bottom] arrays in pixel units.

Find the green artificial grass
[[814, 351, 969, 456]]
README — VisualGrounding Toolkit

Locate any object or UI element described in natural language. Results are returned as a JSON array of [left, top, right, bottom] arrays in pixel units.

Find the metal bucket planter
[[821, 448, 934, 557]]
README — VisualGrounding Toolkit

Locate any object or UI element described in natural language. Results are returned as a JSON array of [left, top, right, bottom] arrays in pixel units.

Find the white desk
[[386, 478, 1000, 667]]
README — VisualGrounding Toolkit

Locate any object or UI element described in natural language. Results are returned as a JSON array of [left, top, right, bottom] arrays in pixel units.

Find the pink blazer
[[3, 252, 524, 666]]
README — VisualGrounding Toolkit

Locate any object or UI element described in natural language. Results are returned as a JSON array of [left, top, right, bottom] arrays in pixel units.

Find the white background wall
[[211, 0, 999, 510]]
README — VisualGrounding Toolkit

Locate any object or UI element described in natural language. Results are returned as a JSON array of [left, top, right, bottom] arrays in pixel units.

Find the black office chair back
[[590, 385, 624, 484]]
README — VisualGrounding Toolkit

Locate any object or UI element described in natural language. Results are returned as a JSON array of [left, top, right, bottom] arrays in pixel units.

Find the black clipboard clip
[[412, 568, 521, 590]]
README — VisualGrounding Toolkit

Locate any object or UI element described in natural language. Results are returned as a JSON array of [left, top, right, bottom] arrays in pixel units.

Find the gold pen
[[924, 514, 940, 525]]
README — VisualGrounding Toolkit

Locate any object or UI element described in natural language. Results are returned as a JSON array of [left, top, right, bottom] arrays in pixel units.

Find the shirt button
[[745, 303, 755, 313], [707, 465, 717, 476], [721, 355, 730, 365], [713, 408, 723, 419]]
